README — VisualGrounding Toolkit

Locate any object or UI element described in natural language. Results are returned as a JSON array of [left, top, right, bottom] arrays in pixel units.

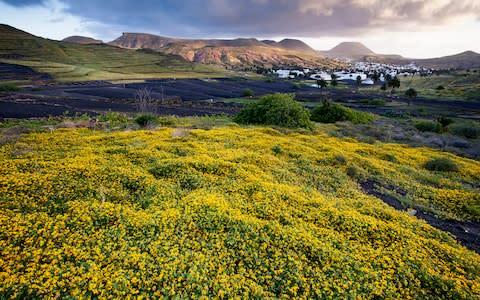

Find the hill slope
[[364, 51, 480, 69], [110, 33, 337, 68], [0, 126, 479, 298], [0, 24, 228, 81], [62, 36, 103, 44]]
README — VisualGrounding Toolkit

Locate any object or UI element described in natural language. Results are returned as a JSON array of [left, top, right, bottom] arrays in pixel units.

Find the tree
[[355, 75, 362, 91], [405, 87, 417, 106], [385, 73, 392, 83], [135, 87, 158, 114], [330, 74, 338, 87], [317, 79, 328, 90], [317, 79, 328, 99], [388, 76, 401, 95], [371, 72, 381, 90]]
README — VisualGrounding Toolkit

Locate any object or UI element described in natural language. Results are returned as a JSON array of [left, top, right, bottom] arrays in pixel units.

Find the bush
[[98, 111, 129, 128], [271, 145, 283, 155], [360, 99, 386, 106], [135, 114, 157, 128], [310, 101, 374, 124], [415, 121, 443, 133], [436, 85, 445, 90], [242, 88, 255, 97], [424, 158, 459, 172], [437, 117, 453, 128], [0, 83, 20, 92], [450, 124, 480, 139], [234, 93, 314, 130]]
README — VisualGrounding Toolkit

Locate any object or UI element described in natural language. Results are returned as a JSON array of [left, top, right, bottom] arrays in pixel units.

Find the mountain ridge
[[109, 32, 337, 68]]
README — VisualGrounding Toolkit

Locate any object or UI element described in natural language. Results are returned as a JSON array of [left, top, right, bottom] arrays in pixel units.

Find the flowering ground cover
[[1, 126, 479, 298]]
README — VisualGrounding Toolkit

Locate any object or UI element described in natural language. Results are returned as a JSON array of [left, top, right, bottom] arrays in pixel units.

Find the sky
[[0, 0, 479, 58]]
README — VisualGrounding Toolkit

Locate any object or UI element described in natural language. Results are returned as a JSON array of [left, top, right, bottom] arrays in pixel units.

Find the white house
[[310, 72, 332, 81]]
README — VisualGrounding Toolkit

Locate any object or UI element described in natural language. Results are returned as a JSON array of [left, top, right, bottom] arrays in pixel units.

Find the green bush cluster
[[360, 99, 386, 106], [242, 88, 255, 97], [135, 114, 158, 128], [310, 101, 374, 124], [424, 158, 459, 172], [415, 121, 443, 133], [450, 124, 480, 139], [235, 93, 314, 129]]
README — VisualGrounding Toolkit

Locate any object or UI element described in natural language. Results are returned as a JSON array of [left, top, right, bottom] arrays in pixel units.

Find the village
[[275, 61, 435, 85]]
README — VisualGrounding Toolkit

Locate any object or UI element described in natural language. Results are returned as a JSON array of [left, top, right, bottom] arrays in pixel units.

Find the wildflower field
[[1, 125, 479, 298]]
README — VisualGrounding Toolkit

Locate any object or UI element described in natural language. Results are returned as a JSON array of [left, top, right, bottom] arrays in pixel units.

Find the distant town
[[275, 61, 434, 85]]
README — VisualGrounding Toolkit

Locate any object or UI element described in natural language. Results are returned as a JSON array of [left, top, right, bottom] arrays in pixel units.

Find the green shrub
[[98, 111, 129, 128], [415, 121, 443, 133], [234, 93, 314, 130], [0, 83, 20, 92], [436, 85, 445, 90], [424, 158, 459, 172], [271, 145, 283, 155], [437, 117, 453, 128], [135, 114, 158, 128], [360, 99, 386, 106], [334, 154, 347, 165], [158, 116, 177, 126], [450, 124, 480, 139], [310, 101, 374, 124], [242, 88, 255, 97]]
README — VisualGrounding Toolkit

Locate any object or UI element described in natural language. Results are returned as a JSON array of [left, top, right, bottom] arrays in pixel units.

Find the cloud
[[1, 0, 479, 40], [1, 0, 45, 6]]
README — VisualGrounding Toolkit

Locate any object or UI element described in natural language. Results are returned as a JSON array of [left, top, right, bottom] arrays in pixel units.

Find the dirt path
[[360, 180, 480, 254]]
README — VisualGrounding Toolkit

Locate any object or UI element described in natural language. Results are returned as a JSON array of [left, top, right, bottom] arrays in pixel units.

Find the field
[[0, 25, 231, 82], [358, 71, 480, 102], [1, 124, 479, 298]]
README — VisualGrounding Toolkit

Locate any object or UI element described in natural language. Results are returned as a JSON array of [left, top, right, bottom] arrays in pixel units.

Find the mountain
[[364, 51, 480, 69], [409, 51, 480, 69], [317, 41, 480, 69], [319, 42, 375, 59], [110, 33, 176, 49], [62, 36, 103, 44], [262, 39, 316, 54], [109, 33, 338, 68], [0, 24, 227, 81]]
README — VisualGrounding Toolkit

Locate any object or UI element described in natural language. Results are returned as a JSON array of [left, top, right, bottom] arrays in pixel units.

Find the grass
[[0, 25, 231, 81], [382, 73, 480, 101], [0, 125, 479, 298]]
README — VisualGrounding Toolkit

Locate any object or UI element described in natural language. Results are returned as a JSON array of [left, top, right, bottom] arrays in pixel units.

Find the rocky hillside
[[109, 33, 339, 68]]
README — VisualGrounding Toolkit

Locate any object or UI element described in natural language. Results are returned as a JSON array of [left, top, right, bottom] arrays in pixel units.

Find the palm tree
[[388, 76, 401, 96], [371, 72, 380, 90], [355, 75, 362, 91], [405, 88, 417, 106], [317, 78, 327, 90], [317, 78, 328, 99], [330, 73, 338, 88]]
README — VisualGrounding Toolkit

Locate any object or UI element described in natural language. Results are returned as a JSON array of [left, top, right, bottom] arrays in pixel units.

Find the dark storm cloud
[[1, 0, 44, 6], [2, 0, 479, 38]]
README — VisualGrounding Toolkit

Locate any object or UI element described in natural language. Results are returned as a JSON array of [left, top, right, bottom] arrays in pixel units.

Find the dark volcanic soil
[[0, 63, 52, 81], [2, 77, 480, 119], [360, 180, 480, 254], [0, 78, 302, 118]]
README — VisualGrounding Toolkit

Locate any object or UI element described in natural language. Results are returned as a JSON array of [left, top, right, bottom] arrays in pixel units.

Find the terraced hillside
[[0, 126, 479, 298], [0, 24, 228, 81]]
